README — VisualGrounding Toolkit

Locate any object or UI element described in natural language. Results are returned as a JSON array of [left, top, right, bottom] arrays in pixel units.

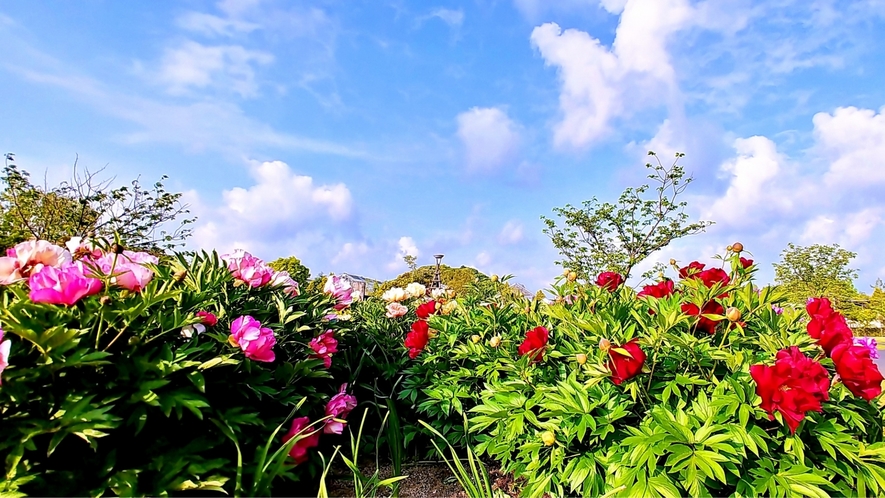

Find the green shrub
[[404, 249, 885, 497], [0, 242, 353, 496]]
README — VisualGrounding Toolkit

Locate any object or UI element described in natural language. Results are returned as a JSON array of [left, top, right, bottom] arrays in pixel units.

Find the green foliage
[[0, 249, 348, 496], [268, 256, 311, 288], [374, 264, 488, 297], [0, 153, 194, 253], [401, 250, 885, 497], [541, 152, 712, 279]]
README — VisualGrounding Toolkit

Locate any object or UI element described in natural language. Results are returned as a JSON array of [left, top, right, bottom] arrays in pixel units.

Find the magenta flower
[[271, 270, 300, 297], [854, 337, 880, 360], [229, 315, 276, 362], [323, 275, 354, 311], [772, 304, 784, 315], [197, 311, 218, 327], [0, 326, 10, 385], [1, 240, 72, 285], [283, 417, 321, 465], [28, 263, 103, 306], [309, 330, 338, 368], [324, 384, 358, 434], [222, 250, 274, 287]]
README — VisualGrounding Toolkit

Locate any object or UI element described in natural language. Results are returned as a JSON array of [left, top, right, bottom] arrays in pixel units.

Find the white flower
[[405, 282, 426, 298], [386, 302, 408, 318], [382, 287, 408, 302], [431, 287, 446, 299], [181, 323, 206, 339]]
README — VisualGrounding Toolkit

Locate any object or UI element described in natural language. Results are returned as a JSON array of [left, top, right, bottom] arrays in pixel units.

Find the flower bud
[[173, 269, 188, 282], [128, 336, 140, 346], [428, 328, 438, 339], [491, 274, 499, 282], [563, 269, 570, 276], [541, 431, 555, 446], [576, 353, 587, 365], [726, 307, 741, 322], [726, 245, 733, 252], [489, 335, 501, 348], [471, 334, 481, 344], [567, 271, 577, 282], [99, 295, 112, 306], [732, 242, 744, 252], [598, 338, 611, 352], [669, 258, 677, 266], [435, 302, 442, 311], [111, 243, 125, 255]]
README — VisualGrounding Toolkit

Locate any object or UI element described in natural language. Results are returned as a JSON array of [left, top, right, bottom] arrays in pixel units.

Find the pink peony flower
[[854, 337, 880, 360], [229, 315, 276, 362], [222, 250, 275, 288], [0, 326, 10, 385], [28, 262, 103, 306], [283, 417, 321, 465], [309, 330, 338, 368], [324, 384, 358, 434], [271, 270, 300, 297], [65, 237, 102, 260], [90, 251, 158, 292], [197, 311, 218, 327], [385, 302, 408, 318], [323, 275, 354, 311], [1, 240, 72, 285]]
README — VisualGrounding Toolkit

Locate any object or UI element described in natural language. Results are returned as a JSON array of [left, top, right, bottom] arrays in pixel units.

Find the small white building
[[339, 273, 380, 301]]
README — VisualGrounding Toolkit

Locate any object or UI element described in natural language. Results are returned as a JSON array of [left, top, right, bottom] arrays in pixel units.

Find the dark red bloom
[[607, 340, 646, 385], [805, 297, 853, 356], [637, 280, 675, 299], [416, 300, 438, 319], [595, 272, 624, 292], [197, 311, 218, 327], [518, 326, 549, 362], [750, 346, 830, 434], [739, 257, 754, 269], [681, 301, 725, 334], [831, 343, 884, 401], [678, 261, 705, 279], [693, 268, 730, 289], [404, 320, 430, 359]]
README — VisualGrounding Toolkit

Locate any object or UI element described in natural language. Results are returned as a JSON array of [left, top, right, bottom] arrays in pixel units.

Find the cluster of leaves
[[268, 256, 311, 289], [0, 153, 194, 253], [541, 152, 712, 280], [403, 252, 885, 497], [373, 265, 489, 298], [0, 251, 347, 496]]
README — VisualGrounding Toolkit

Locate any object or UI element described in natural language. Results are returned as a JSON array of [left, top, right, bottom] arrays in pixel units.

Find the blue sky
[[2, 0, 885, 293]]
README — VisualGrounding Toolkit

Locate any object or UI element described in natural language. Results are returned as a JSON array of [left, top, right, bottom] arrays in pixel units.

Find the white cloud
[[456, 107, 521, 172], [332, 241, 370, 266], [801, 208, 883, 248], [476, 251, 492, 267], [157, 41, 273, 97], [815, 106, 885, 188], [498, 220, 525, 245], [175, 12, 260, 37], [429, 8, 464, 28], [386, 236, 420, 271]]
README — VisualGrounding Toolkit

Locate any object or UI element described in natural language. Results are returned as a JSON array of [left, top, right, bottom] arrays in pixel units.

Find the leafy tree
[[267, 256, 311, 288], [542, 152, 712, 280], [773, 243, 859, 309], [0, 153, 194, 252]]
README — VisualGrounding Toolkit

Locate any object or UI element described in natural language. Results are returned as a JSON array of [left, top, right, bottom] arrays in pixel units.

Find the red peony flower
[[805, 297, 853, 356], [750, 346, 830, 434], [595, 272, 624, 292], [607, 340, 646, 385], [681, 301, 725, 335], [831, 343, 884, 401], [416, 300, 438, 319], [637, 279, 675, 299], [678, 261, 705, 279], [404, 320, 430, 359], [283, 417, 321, 465], [739, 257, 754, 269], [693, 268, 730, 289], [517, 326, 549, 362]]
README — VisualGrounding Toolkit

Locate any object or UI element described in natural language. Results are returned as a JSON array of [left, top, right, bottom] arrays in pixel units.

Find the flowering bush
[[0, 239, 356, 496], [402, 247, 885, 497]]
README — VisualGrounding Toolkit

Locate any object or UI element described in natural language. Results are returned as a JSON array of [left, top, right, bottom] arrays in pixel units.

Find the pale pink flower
[[309, 330, 338, 368], [0, 240, 72, 284], [28, 262, 103, 306], [271, 271, 300, 297], [0, 326, 10, 385], [323, 275, 353, 310], [324, 384, 358, 434], [222, 250, 274, 287], [90, 251, 158, 292], [283, 416, 321, 465], [230, 315, 276, 362], [386, 302, 408, 318]]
